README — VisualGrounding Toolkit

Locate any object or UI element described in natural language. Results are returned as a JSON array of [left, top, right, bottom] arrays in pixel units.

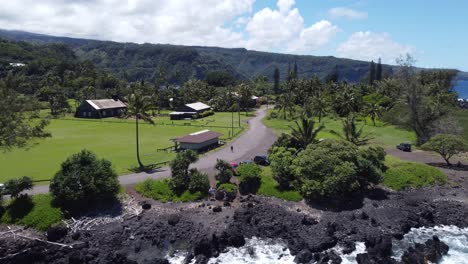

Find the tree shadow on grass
[[128, 165, 169, 174], [427, 162, 468, 171], [7, 195, 34, 221]]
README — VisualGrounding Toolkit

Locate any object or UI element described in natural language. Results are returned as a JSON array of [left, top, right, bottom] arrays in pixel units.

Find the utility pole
[[238, 98, 241, 127]]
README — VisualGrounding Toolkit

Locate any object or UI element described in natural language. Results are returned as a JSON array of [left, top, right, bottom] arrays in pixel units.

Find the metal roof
[[185, 102, 211, 111], [174, 130, 222, 144], [86, 99, 127, 110]]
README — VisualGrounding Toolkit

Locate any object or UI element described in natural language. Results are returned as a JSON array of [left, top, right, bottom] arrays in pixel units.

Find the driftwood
[[0, 226, 79, 249]]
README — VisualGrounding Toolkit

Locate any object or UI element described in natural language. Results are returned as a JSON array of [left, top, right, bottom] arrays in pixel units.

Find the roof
[[86, 99, 127, 110], [185, 102, 211, 111], [170, 111, 196, 115], [174, 130, 222, 144]]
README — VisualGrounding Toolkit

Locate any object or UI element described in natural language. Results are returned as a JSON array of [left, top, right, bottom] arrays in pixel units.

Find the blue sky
[[0, 0, 466, 70]]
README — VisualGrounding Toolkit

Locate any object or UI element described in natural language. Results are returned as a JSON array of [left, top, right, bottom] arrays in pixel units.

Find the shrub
[[258, 167, 303, 202], [215, 183, 238, 201], [270, 133, 299, 150], [4, 176, 33, 198], [188, 169, 210, 194], [50, 150, 120, 212], [135, 179, 205, 202], [170, 150, 198, 192], [269, 147, 297, 189], [421, 134, 468, 165], [215, 159, 233, 184], [237, 163, 261, 194], [293, 139, 385, 201], [218, 183, 238, 193]]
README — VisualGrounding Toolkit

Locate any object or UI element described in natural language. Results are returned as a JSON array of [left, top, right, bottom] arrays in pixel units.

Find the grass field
[[0, 194, 64, 231], [257, 167, 303, 202], [0, 112, 249, 183], [383, 155, 448, 190], [263, 110, 416, 147]]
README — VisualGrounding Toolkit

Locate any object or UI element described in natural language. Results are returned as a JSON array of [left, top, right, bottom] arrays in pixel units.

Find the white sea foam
[[392, 225, 468, 264]]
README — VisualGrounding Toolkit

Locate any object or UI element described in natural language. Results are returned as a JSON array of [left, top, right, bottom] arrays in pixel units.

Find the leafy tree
[[215, 159, 233, 184], [325, 65, 339, 83], [39, 85, 70, 116], [0, 80, 50, 150], [4, 176, 33, 198], [331, 115, 372, 146], [125, 89, 155, 168], [270, 133, 300, 150], [293, 139, 385, 200], [331, 83, 361, 117], [422, 134, 468, 165], [289, 115, 324, 149], [50, 150, 120, 212], [273, 67, 280, 94], [188, 169, 210, 194], [269, 147, 297, 189], [170, 150, 199, 192], [205, 71, 236, 87], [237, 163, 261, 194]]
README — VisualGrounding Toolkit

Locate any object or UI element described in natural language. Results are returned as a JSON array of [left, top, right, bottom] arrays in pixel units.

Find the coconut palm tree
[[289, 115, 324, 149], [331, 115, 372, 146], [125, 91, 154, 168]]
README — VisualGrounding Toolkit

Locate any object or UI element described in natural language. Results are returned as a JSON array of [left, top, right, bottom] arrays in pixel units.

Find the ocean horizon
[[454, 80, 468, 99]]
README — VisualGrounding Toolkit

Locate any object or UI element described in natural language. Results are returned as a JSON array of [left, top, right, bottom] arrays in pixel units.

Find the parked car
[[230, 162, 239, 175], [396, 143, 412, 152], [239, 160, 253, 165], [254, 155, 270, 166]]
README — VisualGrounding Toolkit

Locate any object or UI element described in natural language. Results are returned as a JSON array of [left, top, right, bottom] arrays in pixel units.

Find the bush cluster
[[237, 163, 261, 194]]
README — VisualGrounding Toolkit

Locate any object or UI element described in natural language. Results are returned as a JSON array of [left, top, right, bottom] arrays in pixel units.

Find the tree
[[293, 139, 385, 200], [50, 150, 120, 212], [273, 67, 280, 94], [237, 82, 254, 114], [237, 163, 261, 195], [125, 90, 155, 168], [170, 150, 199, 192], [421, 134, 468, 165], [188, 169, 210, 194], [39, 85, 70, 116], [205, 71, 236, 87], [306, 96, 329, 122], [0, 80, 50, 151], [4, 176, 33, 198], [331, 115, 372, 146], [269, 147, 297, 190], [289, 115, 324, 149], [376, 58, 383, 81], [369, 60, 376, 85], [215, 159, 233, 184], [325, 65, 339, 83], [362, 93, 391, 126], [292, 61, 298, 79]]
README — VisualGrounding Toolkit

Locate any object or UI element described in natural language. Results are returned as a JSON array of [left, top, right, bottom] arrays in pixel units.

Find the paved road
[[28, 107, 277, 194]]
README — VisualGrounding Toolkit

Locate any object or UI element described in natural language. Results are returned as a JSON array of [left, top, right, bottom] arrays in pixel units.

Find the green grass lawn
[[383, 155, 448, 190], [134, 179, 206, 202], [257, 167, 303, 202], [0, 194, 64, 231], [263, 110, 416, 148], [0, 112, 248, 183]]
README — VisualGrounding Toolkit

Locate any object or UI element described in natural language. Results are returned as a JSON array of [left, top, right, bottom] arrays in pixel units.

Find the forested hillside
[[0, 29, 394, 83]]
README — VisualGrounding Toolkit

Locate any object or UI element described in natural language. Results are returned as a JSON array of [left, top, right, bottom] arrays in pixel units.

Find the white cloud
[[245, 1, 339, 52], [328, 7, 368, 20], [337, 31, 413, 63], [0, 0, 338, 54]]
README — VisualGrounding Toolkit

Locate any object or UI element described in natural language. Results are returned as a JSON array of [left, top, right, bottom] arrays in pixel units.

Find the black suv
[[253, 155, 270, 166], [396, 143, 412, 152]]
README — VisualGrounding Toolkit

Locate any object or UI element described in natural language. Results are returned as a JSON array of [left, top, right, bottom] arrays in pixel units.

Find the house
[[9, 62, 26, 67], [172, 130, 222, 151], [75, 99, 127, 118], [170, 102, 212, 120]]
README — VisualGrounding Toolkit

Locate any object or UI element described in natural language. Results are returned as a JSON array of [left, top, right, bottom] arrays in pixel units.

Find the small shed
[[170, 102, 211, 120], [173, 130, 222, 151], [75, 99, 127, 118]]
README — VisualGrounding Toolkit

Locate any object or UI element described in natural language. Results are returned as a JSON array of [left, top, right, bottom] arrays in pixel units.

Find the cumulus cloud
[[337, 31, 413, 63], [246, 0, 339, 52], [328, 7, 368, 20], [0, 0, 339, 54]]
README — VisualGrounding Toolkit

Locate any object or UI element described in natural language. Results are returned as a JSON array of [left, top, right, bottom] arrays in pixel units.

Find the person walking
[[230, 145, 234, 152]]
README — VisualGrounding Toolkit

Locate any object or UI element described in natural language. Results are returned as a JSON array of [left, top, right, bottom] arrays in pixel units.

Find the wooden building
[[173, 130, 222, 151], [75, 99, 127, 118], [170, 102, 211, 120]]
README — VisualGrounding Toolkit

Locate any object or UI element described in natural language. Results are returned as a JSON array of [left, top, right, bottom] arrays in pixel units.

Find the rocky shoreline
[[1, 185, 468, 264]]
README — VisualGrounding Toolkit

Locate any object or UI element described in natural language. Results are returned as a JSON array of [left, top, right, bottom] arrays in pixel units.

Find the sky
[[0, 0, 467, 71]]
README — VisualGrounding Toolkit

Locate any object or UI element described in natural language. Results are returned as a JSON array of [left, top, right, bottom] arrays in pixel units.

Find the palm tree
[[331, 115, 372, 146], [306, 95, 329, 122], [125, 91, 154, 168], [289, 115, 324, 149]]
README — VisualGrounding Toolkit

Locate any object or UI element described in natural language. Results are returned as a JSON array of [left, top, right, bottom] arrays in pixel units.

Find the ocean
[[454, 80, 468, 99]]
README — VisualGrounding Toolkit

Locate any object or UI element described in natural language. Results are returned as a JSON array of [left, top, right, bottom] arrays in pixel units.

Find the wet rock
[[168, 214, 181, 226], [294, 249, 312, 263], [47, 225, 68, 242], [401, 236, 449, 264]]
